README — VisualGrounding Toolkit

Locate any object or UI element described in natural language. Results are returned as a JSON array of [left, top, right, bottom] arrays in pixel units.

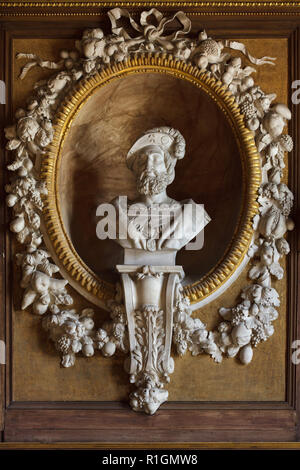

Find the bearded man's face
[[134, 145, 172, 196], [137, 169, 171, 195]]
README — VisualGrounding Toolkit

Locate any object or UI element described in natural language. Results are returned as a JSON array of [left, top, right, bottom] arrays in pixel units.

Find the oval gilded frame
[[41, 54, 261, 306]]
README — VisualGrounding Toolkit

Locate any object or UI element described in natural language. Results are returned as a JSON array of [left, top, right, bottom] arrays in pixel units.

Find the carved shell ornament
[[5, 8, 294, 413]]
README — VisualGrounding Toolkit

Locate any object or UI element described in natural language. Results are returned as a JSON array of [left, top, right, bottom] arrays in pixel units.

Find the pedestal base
[[117, 265, 184, 414]]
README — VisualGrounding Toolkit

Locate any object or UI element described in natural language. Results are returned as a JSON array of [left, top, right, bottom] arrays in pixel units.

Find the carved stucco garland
[[5, 8, 294, 371]]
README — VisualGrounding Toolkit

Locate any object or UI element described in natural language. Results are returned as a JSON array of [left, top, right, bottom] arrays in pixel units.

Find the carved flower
[[56, 294, 73, 306], [17, 117, 40, 142], [192, 328, 208, 344], [49, 304, 60, 315], [111, 304, 126, 322], [95, 328, 109, 349], [83, 59, 97, 74], [184, 316, 194, 331], [269, 262, 284, 280], [261, 286, 280, 307], [47, 72, 71, 95], [176, 295, 190, 311], [71, 339, 82, 353], [218, 321, 231, 333], [113, 322, 125, 340], [59, 49, 79, 70], [276, 237, 290, 255], [193, 318, 205, 330], [173, 326, 189, 356], [35, 128, 52, 147], [177, 340, 187, 356], [6, 138, 22, 151], [64, 321, 85, 339], [81, 316, 95, 332]]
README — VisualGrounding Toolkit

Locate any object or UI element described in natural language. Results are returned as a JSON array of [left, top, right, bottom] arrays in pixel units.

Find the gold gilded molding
[[1, 1, 300, 16], [1, 1, 300, 7], [41, 54, 261, 305]]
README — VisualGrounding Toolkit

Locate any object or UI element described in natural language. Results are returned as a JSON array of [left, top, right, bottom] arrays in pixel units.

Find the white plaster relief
[[4, 8, 294, 414]]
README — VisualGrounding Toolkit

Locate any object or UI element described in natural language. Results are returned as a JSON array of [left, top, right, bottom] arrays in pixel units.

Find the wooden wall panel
[[0, 1, 299, 445], [10, 36, 289, 403], [3, 408, 297, 442]]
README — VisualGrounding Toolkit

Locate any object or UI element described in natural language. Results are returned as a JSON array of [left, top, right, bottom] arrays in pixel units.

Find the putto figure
[[112, 127, 210, 262]]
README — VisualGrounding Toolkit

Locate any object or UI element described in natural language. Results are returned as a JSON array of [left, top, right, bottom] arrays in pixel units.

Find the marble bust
[[111, 127, 211, 413], [112, 126, 211, 264]]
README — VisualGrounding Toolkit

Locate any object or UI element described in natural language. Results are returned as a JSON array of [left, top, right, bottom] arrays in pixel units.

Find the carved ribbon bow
[[108, 8, 191, 51]]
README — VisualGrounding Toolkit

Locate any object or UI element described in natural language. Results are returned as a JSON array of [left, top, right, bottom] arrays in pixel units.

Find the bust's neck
[[137, 190, 173, 206]]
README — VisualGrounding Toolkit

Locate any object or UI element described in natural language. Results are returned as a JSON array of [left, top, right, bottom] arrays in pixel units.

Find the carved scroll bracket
[[117, 265, 183, 414]]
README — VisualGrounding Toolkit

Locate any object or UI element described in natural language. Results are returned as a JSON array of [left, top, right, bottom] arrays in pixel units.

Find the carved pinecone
[[56, 334, 72, 353], [240, 100, 257, 120], [197, 39, 220, 57]]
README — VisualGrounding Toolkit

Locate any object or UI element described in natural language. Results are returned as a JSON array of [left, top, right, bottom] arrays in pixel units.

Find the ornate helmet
[[126, 126, 186, 170]]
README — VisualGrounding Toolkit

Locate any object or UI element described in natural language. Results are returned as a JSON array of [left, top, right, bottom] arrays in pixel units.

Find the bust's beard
[[137, 170, 170, 196]]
